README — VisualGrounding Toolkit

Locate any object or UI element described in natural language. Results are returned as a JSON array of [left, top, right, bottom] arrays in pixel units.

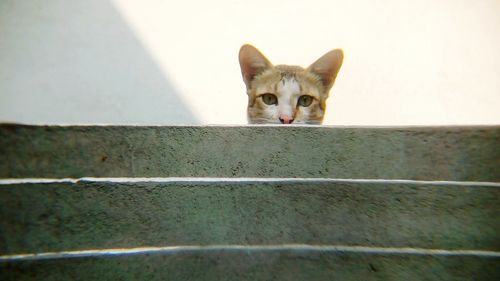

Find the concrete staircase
[[0, 124, 499, 280]]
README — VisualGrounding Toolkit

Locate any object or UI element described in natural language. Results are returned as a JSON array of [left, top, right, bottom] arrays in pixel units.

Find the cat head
[[239, 44, 343, 124]]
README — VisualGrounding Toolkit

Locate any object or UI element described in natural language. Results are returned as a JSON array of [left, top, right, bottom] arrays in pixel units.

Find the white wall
[[1, 0, 499, 125]]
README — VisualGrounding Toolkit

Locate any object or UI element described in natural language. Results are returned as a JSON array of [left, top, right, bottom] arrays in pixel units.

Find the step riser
[[1, 125, 499, 180], [1, 181, 498, 254]]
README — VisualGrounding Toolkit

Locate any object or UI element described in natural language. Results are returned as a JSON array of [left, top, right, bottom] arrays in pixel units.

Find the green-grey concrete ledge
[[1, 180, 499, 254], [1, 124, 499, 180]]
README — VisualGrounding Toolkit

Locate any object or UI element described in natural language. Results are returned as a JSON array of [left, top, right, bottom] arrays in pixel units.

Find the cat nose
[[279, 116, 294, 124]]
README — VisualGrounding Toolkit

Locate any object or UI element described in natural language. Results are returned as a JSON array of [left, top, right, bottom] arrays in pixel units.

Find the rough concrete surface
[[1, 251, 499, 281], [1, 181, 498, 254], [1, 125, 499, 181], [1, 125, 499, 280]]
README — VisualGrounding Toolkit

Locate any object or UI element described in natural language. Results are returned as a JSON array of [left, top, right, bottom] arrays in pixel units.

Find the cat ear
[[307, 49, 344, 91], [239, 44, 273, 89]]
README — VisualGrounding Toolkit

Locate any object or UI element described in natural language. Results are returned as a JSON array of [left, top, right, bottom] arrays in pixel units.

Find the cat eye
[[297, 95, 313, 107], [261, 93, 278, 105]]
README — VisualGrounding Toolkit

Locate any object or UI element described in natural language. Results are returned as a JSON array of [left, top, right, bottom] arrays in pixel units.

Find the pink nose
[[279, 116, 294, 124]]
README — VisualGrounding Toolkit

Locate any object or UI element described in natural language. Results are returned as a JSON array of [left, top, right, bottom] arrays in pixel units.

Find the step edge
[[2, 244, 499, 262], [1, 177, 499, 187]]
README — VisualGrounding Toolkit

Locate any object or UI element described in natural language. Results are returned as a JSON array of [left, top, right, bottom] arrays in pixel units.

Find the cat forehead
[[277, 77, 300, 95], [251, 66, 323, 91]]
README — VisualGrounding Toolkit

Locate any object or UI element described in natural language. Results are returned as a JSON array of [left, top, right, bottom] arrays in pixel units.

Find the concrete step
[[1, 124, 499, 180], [0, 180, 498, 254]]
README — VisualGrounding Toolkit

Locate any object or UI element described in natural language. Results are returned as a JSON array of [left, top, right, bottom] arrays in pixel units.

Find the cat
[[239, 44, 343, 124]]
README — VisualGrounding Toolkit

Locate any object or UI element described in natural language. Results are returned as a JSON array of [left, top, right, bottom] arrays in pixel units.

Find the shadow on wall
[[0, 0, 198, 125]]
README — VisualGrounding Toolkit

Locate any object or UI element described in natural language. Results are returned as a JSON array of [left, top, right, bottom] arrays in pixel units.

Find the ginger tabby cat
[[239, 44, 343, 124]]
